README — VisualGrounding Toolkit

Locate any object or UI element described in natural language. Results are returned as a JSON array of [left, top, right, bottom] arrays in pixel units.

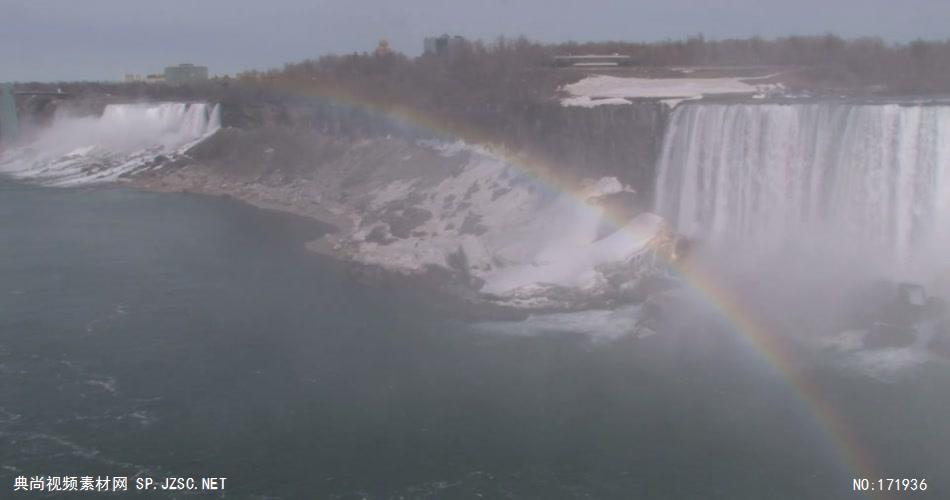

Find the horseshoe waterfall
[[654, 103, 950, 275]]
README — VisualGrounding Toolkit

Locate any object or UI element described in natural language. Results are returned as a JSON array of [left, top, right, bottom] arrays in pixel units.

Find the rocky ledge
[[128, 128, 687, 316]]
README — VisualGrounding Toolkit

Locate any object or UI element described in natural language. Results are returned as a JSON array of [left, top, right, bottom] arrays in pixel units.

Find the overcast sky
[[3, 0, 949, 82]]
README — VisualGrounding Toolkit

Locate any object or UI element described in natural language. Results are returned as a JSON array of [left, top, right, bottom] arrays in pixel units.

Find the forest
[[18, 35, 950, 151]]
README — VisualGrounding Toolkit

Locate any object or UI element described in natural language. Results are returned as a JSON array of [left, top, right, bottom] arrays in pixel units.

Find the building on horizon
[[163, 63, 209, 83], [375, 39, 393, 57], [423, 34, 468, 58]]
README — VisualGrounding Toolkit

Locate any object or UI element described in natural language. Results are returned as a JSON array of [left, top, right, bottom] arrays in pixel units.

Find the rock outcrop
[[129, 130, 685, 312]]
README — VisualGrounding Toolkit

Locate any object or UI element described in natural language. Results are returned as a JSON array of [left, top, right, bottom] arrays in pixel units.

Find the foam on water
[[472, 305, 648, 341], [834, 320, 944, 381], [0, 102, 220, 186]]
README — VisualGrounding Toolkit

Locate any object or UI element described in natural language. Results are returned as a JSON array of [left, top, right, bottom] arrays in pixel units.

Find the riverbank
[[121, 132, 681, 319], [125, 168, 548, 321]]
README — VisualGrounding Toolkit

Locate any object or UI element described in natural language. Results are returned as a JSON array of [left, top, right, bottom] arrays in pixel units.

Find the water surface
[[1, 179, 948, 499]]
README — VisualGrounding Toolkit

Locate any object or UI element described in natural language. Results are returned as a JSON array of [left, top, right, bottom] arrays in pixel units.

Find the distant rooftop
[[164, 63, 209, 83], [553, 54, 634, 67]]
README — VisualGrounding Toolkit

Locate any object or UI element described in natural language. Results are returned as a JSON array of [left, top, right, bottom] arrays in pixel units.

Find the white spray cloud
[[0, 102, 220, 186]]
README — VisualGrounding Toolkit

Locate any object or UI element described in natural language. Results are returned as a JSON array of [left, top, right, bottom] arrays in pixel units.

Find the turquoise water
[[1, 179, 948, 499]]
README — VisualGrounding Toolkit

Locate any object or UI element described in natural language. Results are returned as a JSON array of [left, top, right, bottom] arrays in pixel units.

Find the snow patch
[[345, 142, 670, 307], [561, 75, 783, 107], [581, 176, 630, 198], [560, 96, 633, 108]]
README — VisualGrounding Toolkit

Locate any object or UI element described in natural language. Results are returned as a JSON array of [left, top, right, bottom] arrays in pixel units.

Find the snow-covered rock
[[343, 141, 680, 309], [7, 108, 683, 312]]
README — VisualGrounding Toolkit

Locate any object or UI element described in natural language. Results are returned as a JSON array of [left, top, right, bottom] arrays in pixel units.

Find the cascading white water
[[0, 102, 220, 186], [654, 103, 950, 274]]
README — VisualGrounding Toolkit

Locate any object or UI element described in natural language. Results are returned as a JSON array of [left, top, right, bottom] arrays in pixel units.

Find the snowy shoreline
[[124, 137, 684, 315]]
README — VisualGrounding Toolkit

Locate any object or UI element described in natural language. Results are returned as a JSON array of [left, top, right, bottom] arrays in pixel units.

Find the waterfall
[[0, 102, 221, 186], [654, 103, 950, 273]]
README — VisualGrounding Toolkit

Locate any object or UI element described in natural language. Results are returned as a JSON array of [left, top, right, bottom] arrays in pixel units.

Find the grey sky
[[2, 0, 949, 82]]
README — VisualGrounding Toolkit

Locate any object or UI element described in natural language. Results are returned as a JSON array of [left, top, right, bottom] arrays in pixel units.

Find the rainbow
[[234, 77, 881, 490], [675, 260, 881, 485]]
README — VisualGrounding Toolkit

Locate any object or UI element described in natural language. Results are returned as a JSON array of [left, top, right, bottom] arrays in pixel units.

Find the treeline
[[222, 34, 950, 150], [560, 35, 950, 92], [25, 34, 950, 127], [21, 35, 950, 147], [237, 36, 570, 132], [18, 34, 950, 189], [238, 34, 950, 98]]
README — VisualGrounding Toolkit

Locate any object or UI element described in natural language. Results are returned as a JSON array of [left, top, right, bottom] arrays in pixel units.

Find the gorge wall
[[12, 89, 950, 310], [8, 84, 668, 197], [198, 95, 669, 197]]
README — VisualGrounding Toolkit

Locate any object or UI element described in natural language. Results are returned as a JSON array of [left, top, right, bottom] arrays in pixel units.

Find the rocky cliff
[[1, 91, 681, 315]]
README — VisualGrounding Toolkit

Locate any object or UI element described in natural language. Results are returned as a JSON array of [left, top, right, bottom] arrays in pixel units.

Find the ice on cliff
[[347, 141, 671, 306]]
